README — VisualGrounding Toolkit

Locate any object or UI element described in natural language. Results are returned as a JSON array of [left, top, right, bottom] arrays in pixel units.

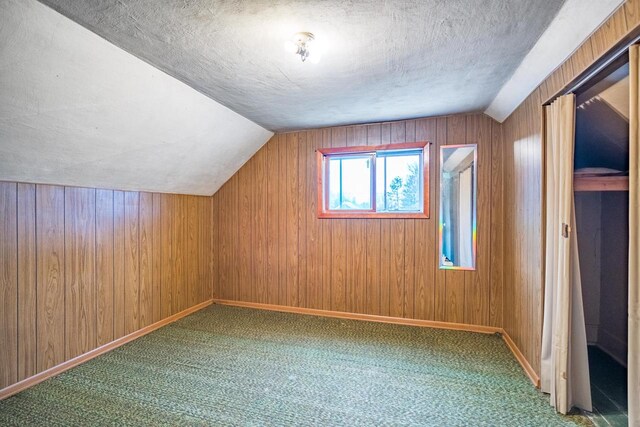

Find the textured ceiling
[[38, 0, 566, 131], [1, 0, 272, 196]]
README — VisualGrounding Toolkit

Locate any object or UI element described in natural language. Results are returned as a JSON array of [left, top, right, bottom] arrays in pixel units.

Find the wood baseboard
[[2, 298, 541, 399], [213, 299, 502, 334], [0, 299, 213, 400], [213, 299, 541, 388], [502, 331, 541, 388]]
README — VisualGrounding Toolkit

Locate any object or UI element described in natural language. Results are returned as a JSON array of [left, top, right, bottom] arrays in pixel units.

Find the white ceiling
[[486, 0, 624, 121], [0, 0, 272, 196], [37, 0, 573, 131], [0, 0, 625, 195]]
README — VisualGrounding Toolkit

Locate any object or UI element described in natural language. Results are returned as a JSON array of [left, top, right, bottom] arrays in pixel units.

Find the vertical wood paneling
[[212, 113, 503, 331], [160, 194, 173, 317], [320, 129, 333, 311], [490, 122, 504, 328], [330, 127, 347, 312], [297, 133, 307, 307], [464, 115, 491, 326], [36, 185, 65, 372], [96, 189, 114, 345], [414, 118, 437, 320], [17, 184, 37, 381], [211, 194, 219, 300], [379, 123, 392, 317], [124, 192, 139, 335], [286, 132, 300, 307], [254, 147, 268, 304], [64, 187, 96, 359], [186, 195, 197, 307], [444, 116, 466, 323], [238, 162, 253, 302], [204, 196, 213, 301], [346, 126, 367, 314], [113, 191, 126, 339], [434, 117, 448, 321], [403, 121, 416, 319], [388, 122, 406, 318], [1, 1, 633, 393], [152, 193, 162, 323], [173, 195, 184, 313], [277, 135, 288, 306], [498, 1, 633, 376], [365, 124, 382, 315], [139, 192, 153, 328], [306, 129, 323, 309], [2, 182, 212, 392], [265, 138, 279, 305], [1, 183, 18, 388]]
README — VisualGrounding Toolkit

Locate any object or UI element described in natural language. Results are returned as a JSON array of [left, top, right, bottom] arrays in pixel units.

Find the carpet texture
[[0, 305, 590, 426]]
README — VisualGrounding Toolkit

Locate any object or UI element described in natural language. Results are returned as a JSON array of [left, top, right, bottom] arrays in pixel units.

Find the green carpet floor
[[0, 305, 590, 426]]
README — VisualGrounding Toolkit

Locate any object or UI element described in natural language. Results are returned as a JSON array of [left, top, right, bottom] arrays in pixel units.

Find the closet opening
[[574, 58, 629, 426]]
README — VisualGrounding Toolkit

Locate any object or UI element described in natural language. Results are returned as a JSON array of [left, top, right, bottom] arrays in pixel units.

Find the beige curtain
[[540, 94, 592, 413], [629, 44, 640, 427]]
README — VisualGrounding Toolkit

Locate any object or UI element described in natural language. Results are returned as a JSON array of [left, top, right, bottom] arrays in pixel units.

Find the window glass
[[318, 142, 429, 218], [376, 152, 421, 212], [328, 156, 372, 210]]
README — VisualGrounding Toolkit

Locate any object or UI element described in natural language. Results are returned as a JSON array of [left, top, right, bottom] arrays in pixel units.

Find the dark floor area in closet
[[587, 346, 628, 426]]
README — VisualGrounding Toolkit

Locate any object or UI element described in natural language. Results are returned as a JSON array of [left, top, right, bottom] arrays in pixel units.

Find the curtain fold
[[628, 44, 640, 427], [540, 94, 592, 414]]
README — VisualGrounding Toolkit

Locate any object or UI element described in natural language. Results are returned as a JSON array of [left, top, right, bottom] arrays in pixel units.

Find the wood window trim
[[316, 141, 430, 219]]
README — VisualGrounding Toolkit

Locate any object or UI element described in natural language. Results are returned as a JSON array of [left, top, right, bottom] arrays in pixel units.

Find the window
[[317, 142, 430, 218]]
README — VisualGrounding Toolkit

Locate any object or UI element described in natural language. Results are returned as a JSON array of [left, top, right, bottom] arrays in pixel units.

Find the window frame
[[316, 141, 430, 219]]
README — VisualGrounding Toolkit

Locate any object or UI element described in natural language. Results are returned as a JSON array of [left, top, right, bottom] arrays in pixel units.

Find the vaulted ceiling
[[39, 0, 569, 131], [0, 0, 272, 195], [0, 0, 626, 195]]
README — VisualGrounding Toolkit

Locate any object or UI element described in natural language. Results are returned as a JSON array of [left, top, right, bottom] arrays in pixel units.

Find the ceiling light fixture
[[284, 32, 320, 63]]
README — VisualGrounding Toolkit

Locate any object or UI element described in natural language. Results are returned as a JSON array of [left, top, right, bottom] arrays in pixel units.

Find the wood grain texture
[[17, 184, 37, 381], [211, 113, 503, 328], [160, 194, 174, 316], [444, 115, 466, 324], [139, 192, 153, 328], [36, 185, 65, 372], [113, 191, 126, 339], [501, 0, 633, 378], [1, 183, 212, 393], [1, 300, 213, 401], [64, 187, 96, 359], [0, 182, 18, 388], [152, 193, 162, 323], [95, 189, 114, 346], [489, 122, 504, 328], [365, 125, 382, 315]]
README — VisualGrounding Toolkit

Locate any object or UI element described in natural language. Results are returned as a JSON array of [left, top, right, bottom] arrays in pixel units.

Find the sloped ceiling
[[600, 76, 630, 120], [575, 66, 629, 172], [0, 0, 273, 196], [486, 0, 624, 122], [0, 0, 625, 195], [37, 0, 569, 131]]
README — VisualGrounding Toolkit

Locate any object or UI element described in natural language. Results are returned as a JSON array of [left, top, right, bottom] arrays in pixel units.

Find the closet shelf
[[574, 175, 629, 192]]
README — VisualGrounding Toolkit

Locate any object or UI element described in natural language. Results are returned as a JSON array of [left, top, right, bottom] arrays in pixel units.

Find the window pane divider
[[316, 141, 430, 219]]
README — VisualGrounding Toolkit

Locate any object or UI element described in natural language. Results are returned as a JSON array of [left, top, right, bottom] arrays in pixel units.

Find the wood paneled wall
[[501, 0, 640, 376], [212, 113, 504, 327], [0, 182, 212, 390]]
